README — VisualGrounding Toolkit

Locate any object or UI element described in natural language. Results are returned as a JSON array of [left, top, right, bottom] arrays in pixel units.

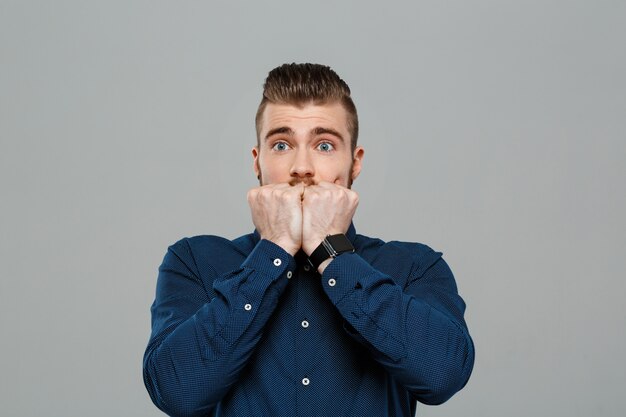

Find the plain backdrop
[[1, 1, 625, 416]]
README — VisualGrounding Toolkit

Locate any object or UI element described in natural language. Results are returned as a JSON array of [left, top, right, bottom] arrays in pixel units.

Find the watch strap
[[307, 234, 354, 270]]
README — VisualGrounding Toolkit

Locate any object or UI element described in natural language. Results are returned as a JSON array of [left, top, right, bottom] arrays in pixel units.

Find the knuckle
[[247, 189, 257, 202]]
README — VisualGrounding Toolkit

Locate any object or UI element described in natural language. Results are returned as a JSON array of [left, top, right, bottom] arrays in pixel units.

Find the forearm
[[143, 239, 295, 416], [321, 252, 474, 405]]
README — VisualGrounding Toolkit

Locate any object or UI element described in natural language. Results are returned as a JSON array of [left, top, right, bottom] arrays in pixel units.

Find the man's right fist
[[247, 183, 305, 256]]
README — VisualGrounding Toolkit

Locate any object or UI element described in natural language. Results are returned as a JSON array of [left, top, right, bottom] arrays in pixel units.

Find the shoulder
[[168, 232, 256, 254], [355, 233, 445, 283], [165, 232, 257, 279], [355, 232, 441, 261]]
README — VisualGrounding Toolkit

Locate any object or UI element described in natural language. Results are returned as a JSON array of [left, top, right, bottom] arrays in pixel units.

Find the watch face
[[326, 234, 355, 253]]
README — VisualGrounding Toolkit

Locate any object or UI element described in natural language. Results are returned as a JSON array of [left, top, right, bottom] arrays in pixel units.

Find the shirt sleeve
[[320, 246, 474, 405], [143, 238, 296, 417]]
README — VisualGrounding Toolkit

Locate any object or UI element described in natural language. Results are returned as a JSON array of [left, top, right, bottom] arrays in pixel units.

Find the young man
[[143, 63, 474, 417]]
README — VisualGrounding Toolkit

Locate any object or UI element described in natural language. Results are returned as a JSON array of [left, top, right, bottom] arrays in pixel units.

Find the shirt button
[[328, 278, 336, 287], [301, 320, 309, 328], [286, 271, 293, 279], [302, 377, 310, 386], [303, 264, 310, 272], [244, 303, 252, 311], [273, 258, 282, 267]]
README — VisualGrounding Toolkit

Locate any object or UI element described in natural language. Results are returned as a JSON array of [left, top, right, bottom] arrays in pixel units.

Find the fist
[[301, 181, 359, 255], [247, 183, 305, 256]]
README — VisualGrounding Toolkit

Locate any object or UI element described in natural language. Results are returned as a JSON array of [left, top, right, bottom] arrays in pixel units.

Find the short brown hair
[[255, 63, 359, 150]]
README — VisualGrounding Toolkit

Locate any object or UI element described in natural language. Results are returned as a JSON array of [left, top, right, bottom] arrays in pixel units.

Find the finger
[[280, 183, 305, 203], [302, 183, 322, 196], [247, 186, 263, 199], [268, 183, 292, 190], [283, 182, 303, 200], [317, 181, 343, 190], [296, 183, 306, 200]]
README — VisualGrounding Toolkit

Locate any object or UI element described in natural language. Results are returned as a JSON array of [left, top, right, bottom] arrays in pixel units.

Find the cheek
[[319, 164, 351, 185], [259, 158, 289, 182]]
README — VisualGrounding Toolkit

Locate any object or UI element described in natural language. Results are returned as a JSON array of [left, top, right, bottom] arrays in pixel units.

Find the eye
[[317, 142, 335, 152], [272, 141, 290, 152]]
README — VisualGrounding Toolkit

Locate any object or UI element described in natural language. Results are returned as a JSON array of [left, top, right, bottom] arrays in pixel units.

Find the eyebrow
[[264, 126, 345, 142], [312, 127, 344, 142], [264, 127, 294, 140]]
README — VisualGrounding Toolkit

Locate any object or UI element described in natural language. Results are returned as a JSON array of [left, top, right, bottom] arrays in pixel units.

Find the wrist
[[265, 237, 300, 257], [303, 231, 342, 255], [303, 238, 324, 257]]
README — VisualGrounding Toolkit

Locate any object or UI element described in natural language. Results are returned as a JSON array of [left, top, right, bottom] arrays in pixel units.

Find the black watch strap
[[307, 234, 355, 270]]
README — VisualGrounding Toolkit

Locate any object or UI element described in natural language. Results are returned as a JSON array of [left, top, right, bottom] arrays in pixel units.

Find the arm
[[319, 244, 474, 405], [143, 238, 295, 417], [144, 183, 303, 416]]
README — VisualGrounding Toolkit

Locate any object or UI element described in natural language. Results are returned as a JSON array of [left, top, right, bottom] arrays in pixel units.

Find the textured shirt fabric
[[143, 223, 474, 417]]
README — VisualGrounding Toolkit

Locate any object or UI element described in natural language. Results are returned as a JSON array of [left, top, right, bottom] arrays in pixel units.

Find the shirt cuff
[[241, 239, 297, 283], [320, 252, 380, 308]]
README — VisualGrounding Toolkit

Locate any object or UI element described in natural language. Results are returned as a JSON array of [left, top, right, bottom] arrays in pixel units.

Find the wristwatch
[[307, 234, 355, 270]]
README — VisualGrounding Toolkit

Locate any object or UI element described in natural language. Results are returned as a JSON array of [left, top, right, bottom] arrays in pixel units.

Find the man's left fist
[[301, 181, 359, 256]]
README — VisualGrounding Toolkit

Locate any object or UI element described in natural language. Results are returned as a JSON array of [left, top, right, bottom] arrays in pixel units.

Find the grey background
[[1, 1, 625, 416]]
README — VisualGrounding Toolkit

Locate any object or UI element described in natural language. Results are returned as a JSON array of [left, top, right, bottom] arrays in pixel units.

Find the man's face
[[253, 102, 364, 188]]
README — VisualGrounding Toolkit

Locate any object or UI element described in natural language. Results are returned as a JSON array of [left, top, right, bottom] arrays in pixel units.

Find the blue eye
[[318, 142, 334, 152], [272, 142, 289, 151]]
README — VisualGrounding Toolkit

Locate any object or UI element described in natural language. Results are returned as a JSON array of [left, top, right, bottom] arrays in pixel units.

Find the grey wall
[[1, 1, 625, 416]]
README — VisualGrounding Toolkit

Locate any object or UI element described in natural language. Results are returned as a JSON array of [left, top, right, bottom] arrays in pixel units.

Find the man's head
[[255, 63, 359, 150], [253, 63, 364, 188]]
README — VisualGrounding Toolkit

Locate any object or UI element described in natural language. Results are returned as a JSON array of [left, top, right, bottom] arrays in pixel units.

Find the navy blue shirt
[[143, 224, 474, 416]]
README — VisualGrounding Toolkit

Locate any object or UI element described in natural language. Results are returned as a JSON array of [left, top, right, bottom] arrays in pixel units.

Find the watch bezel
[[324, 234, 355, 256]]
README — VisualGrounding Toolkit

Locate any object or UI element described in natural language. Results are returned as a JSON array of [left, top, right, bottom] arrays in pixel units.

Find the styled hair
[[255, 63, 359, 150]]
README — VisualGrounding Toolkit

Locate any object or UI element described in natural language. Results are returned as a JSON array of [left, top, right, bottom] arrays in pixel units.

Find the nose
[[289, 148, 314, 180]]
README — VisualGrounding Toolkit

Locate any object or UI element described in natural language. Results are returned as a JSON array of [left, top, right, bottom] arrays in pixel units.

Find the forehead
[[260, 102, 349, 137]]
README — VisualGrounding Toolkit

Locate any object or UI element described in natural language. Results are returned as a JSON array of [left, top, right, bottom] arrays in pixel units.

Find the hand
[[247, 183, 305, 256], [301, 181, 359, 256]]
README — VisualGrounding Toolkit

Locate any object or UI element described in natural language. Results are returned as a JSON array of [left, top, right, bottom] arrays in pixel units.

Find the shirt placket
[[295, 261, 318, 417]]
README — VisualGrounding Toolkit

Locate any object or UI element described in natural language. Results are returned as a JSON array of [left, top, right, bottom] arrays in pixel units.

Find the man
[[143, 63, 474, 417]]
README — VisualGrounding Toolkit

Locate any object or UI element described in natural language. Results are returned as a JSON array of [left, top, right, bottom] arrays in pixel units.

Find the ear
[[252, 147, 260, 178], [351, 146, 364, 181]]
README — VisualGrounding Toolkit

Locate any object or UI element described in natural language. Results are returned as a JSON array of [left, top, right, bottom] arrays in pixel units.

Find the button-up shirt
[[143, 224, 474, 416]]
